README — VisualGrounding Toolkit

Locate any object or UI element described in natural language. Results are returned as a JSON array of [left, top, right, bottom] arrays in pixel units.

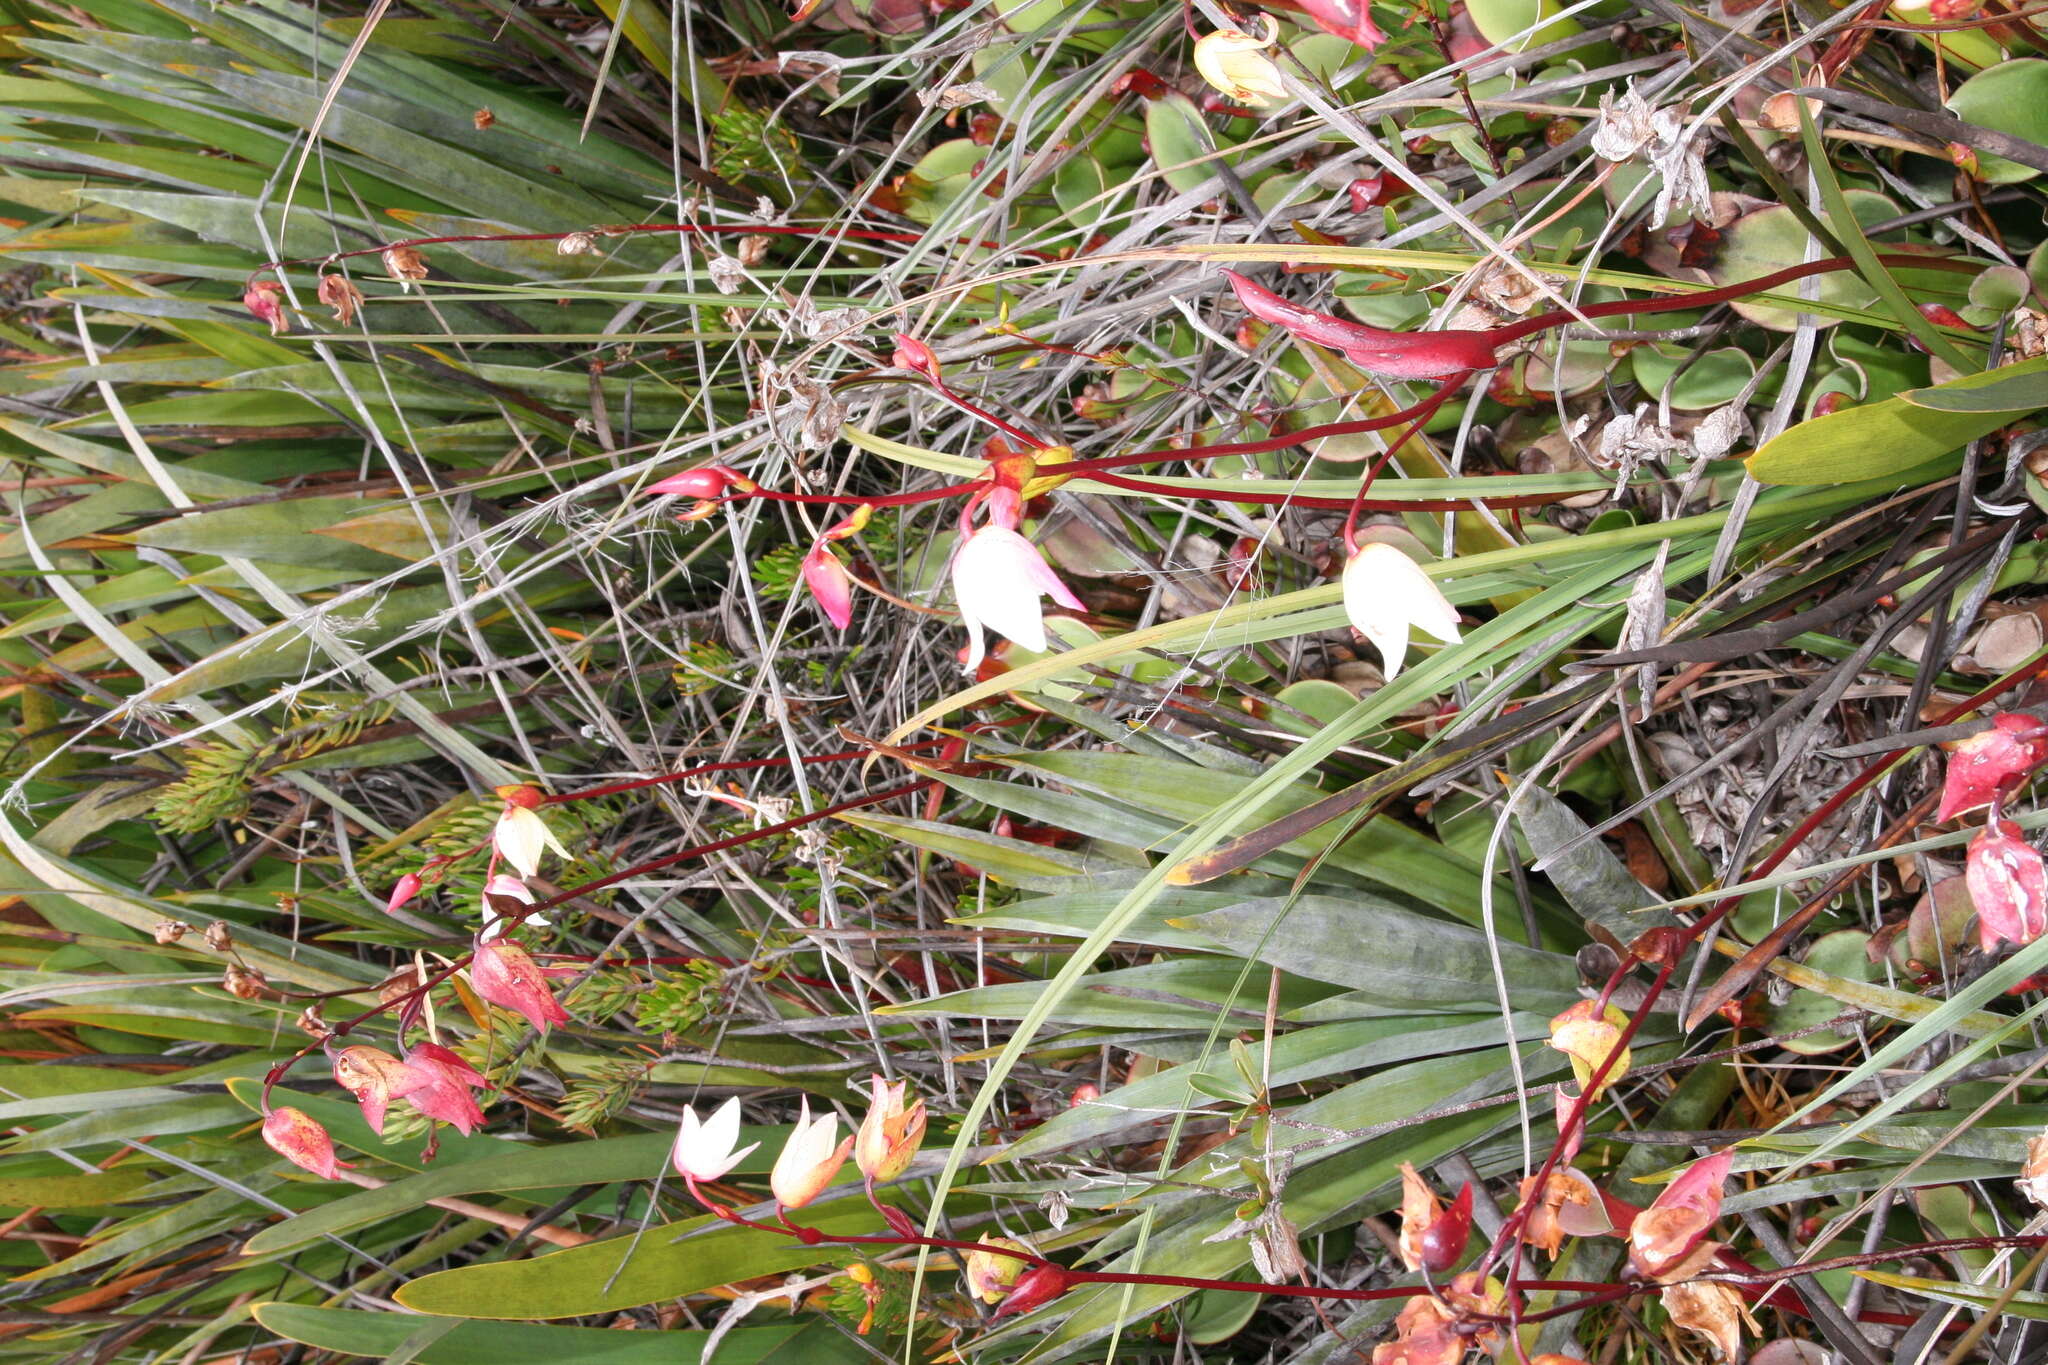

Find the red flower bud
[[1420, 1182, 1474, 1272], [1224, 271, 1499, 379], [991, 1262, 1072, 1319], [1396, 1163, 1473, 1271], [647, 464, 750, 500]]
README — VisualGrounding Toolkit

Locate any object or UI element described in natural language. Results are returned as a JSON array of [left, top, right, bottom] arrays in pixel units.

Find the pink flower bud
[[1295, 0, 1388, 47], [262, 1105, 350, 1179], [385, 872, 423, 915], [648, 464, 742, 499], [470, 937, 574, 1032], [1969, 819, 2048, 953], [1628, 1151, 1732, 1281], [243, 280, 288, 335], [802, 543, 856, 630], [1224, 271, 1500, 379], [1938, 713, 2048, 823], [891, 333, 942, 382]]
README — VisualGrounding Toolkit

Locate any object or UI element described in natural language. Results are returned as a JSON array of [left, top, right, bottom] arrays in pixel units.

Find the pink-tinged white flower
[[1226, 271, 1501, 379], [470, 937, 574, 1032], [951, 526, 1082, 671], [1938, 713, 2048, 823], [491, 786, 569, 879], [672, 1097, 760, 1183], [402, 1042, 490, 1135], [803, 543, 855, 630], [1340, 543, 1461, 680], [385, 872, 423, 915], [853, 1075, 927, 1183], [771, 1097, 853, 1208], [243, 280, 288, 335], [1193, 28, 1288, 108], [1969, 818, 2048, 953], [1294, 0, 1388, 48], [332, 1044, 426, 1135], [1628, 1151, 1732, 1281], [262, 1106, 350, 1179]]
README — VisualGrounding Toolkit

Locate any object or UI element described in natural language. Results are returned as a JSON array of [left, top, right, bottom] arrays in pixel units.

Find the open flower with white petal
[[1340, 543, 1461, 680], [951, 525, 1082, 671], [672, 1097, 759, 1183]]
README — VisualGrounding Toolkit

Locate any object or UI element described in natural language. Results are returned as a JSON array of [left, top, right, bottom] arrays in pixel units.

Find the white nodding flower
[[951, 526, 1083, 671], [492, 805, 569, 879], [672, 1097, 759, 1183], [1340, 543, 1461, 680]]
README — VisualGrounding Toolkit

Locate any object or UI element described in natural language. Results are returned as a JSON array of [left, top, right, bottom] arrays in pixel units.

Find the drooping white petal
[[492, 806, 568, 878], [950, 526, 1081, 669], [1340, 544, 1461, 680]]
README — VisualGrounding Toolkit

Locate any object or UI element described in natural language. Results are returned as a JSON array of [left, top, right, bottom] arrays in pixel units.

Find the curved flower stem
[[913, 377, 1049, 450], [251, 220, 1058, 282], [1340, 379, 1462, 552]]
